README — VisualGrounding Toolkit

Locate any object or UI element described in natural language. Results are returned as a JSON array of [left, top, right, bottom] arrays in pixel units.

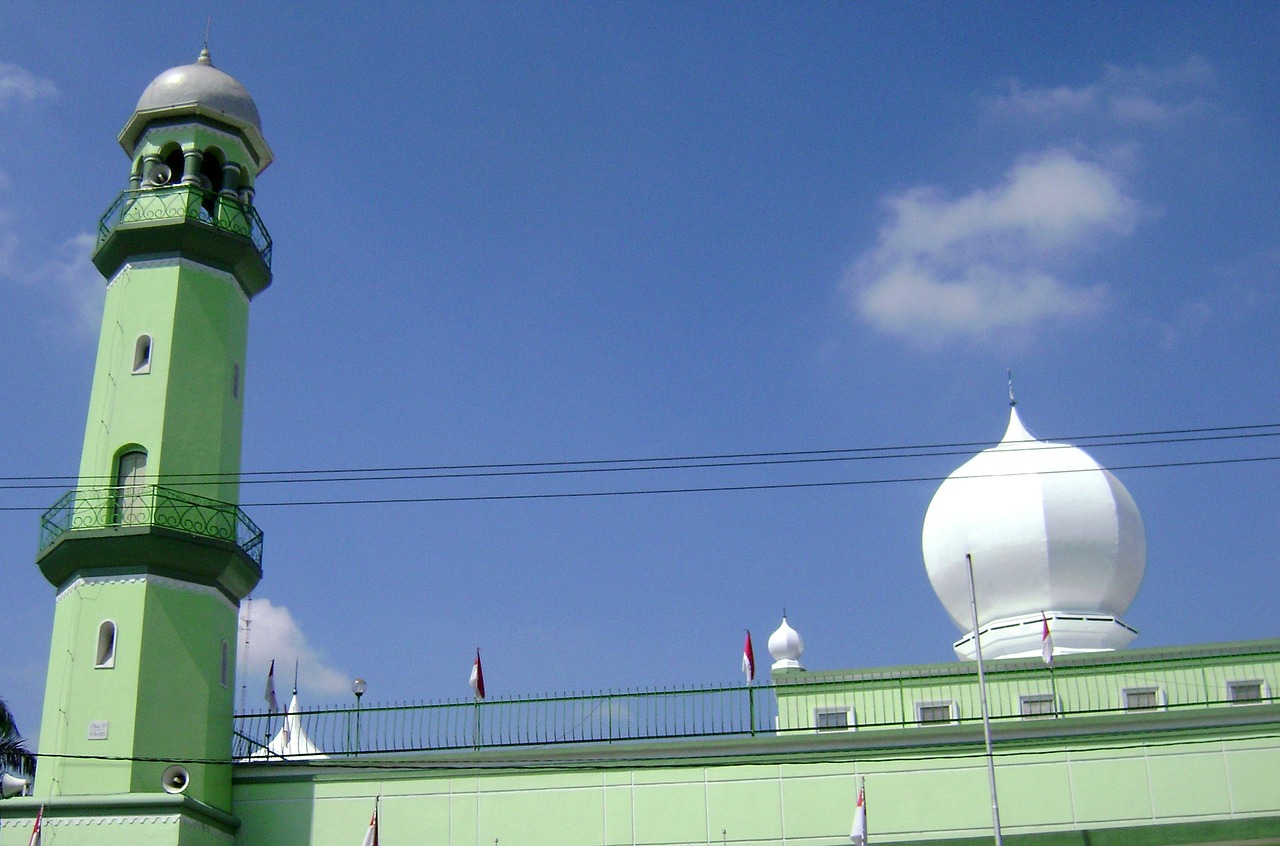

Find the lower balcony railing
[[40, 485, 264, 566]]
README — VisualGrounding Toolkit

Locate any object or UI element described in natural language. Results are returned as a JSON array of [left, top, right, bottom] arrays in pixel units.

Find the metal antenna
[[239, 595, 253, 712], [1007, 368, 1017, 407]]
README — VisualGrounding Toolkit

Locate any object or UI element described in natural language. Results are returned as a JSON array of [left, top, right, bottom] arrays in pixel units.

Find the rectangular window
[[916, 701, 957, 725], [815, 707, 851, 730], [1122, 687, 1163, 711], [1020, 694, 1056, 719], [1227, 680, 1266, 704]]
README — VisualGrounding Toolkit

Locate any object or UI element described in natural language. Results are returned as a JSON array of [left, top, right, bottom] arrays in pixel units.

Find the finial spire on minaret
[[198, 18, 213, 66], [1007, 368, 1017, 408]]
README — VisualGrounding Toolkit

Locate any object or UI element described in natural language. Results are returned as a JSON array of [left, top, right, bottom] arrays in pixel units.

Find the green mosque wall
[[228, 713, 1280, 845]]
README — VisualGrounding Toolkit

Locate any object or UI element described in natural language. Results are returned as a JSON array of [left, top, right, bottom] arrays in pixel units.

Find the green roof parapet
[[231, 640, 1280, 758]]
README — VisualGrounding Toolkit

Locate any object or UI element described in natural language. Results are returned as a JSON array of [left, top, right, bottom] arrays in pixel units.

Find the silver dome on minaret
[[119, 47, 272, 169], [922, 402, 1146, 661]]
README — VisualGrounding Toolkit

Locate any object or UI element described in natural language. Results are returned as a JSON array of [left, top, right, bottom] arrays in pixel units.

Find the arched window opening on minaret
[[113, 449, 148, 525], [132, 334, 152, 374], [162, 147, 184, 187], [96, 620, 117, 669], [199, 149, 225, 218]]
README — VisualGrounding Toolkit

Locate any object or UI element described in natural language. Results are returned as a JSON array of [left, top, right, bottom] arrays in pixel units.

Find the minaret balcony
[[37, 485, 263, 601], [93, 186, 273, 298]]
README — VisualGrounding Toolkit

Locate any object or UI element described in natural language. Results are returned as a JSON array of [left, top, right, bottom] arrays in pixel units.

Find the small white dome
[[768, 617, 805, 671], [136, 48, 262, 130], [923, 406, 1146, 659]]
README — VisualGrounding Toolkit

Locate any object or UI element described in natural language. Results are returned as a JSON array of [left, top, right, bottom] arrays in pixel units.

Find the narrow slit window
[[220, 640, 230, 688], [96, 621, 117, 668], [132, 335, 152, 374], [113, 449, 148, 525]]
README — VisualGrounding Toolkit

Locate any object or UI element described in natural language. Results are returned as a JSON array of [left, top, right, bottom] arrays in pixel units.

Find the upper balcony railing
[[97, 185, 272, 267], [40, 484, 264, 567], [231, 643, 1279, 759]]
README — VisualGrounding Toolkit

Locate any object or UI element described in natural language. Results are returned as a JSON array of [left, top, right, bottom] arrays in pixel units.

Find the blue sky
[[1, 3, 1277, 743]]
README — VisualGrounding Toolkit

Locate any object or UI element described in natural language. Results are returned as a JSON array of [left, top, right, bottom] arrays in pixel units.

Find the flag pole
[[1050, 662, 1059, 719], [1041, 611, 1059, 718], [966, 553, 1004, 846]]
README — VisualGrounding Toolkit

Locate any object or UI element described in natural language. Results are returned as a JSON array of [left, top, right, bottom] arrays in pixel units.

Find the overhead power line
[[0, 422, 1277, 491], [0, 452, 1275, 513]]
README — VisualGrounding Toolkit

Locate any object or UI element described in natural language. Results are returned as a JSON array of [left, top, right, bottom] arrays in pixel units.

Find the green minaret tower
[[27, 48, 272, 843]]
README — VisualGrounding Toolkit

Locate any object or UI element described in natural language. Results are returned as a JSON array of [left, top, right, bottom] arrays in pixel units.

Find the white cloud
[[846, 150, 1138, 346], [0, 61, 57, 109], [236, 597, 351, 706], [991, 81, 1099, 120], [988, 56, 1212, 126], [43, 233, 103, 337], [1, 231, 104, 338]]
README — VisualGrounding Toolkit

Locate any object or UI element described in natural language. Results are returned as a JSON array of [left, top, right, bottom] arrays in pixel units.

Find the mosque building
[[1, 51, 1277, 846]]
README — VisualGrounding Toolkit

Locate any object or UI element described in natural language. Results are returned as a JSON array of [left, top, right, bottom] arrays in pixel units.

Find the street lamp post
[[352, 677, 367, 757]]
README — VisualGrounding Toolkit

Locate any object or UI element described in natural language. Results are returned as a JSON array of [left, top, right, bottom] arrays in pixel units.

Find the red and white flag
[[359, 803, 378, 846], [265, 659, 280, 712], [850, 780, 866, 845], [470, 649, 486, 700], [28, 805, 43, 846], [742, 630, 756, 683], [1041, 613, 1054, 666]]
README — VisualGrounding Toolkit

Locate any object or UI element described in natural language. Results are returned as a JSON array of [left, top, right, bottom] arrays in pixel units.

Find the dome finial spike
[[1007, 368, 1017, 408], [198, 17, 213, 65]]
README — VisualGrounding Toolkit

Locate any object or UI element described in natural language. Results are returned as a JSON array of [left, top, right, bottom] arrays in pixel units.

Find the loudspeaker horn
[[0, 771, 29, 798], [160, 764, 190, 794], [145, 164, 172, 187]]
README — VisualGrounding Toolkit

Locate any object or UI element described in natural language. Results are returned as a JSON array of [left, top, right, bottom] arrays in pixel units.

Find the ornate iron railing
[[232, 644, 1278, 759], [97, 186, 272, 266], [40, 485, 263, 566]]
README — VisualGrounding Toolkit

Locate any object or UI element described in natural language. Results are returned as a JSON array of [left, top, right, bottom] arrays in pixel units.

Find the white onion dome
[[768, 617, 805, 671], [119, 48, 272, 169], [922, 406, 1146, 660]]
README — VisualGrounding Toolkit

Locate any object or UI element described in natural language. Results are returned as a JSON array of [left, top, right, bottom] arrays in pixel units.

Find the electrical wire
[[1, 422, 1276, 488], [20, 726, 1280, 771]]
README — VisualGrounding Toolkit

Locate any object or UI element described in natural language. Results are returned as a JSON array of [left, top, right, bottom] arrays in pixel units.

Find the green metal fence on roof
[[232, 648, 1278, 759]]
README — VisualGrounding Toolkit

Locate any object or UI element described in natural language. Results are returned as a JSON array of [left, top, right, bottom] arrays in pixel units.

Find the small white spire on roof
[[768, 615, 805, 671], [248, 690, 328, 760]]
